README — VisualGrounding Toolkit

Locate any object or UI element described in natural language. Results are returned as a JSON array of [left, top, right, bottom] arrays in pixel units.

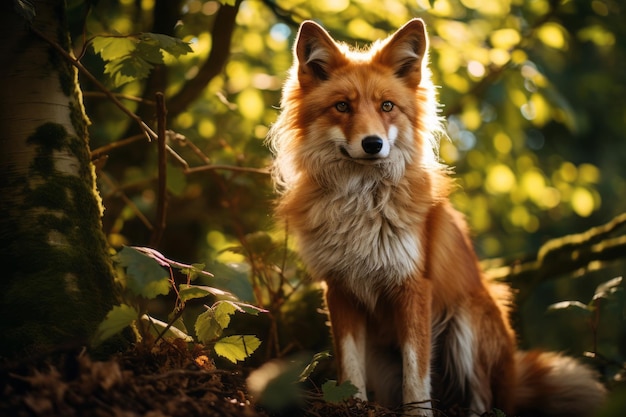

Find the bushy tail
[[514, 351, 606, 417]]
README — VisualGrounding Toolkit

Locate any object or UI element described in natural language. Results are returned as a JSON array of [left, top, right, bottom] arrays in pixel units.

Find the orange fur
[[267, 19, 606, 416]]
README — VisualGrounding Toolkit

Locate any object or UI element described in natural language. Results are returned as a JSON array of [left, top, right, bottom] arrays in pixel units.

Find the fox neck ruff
[[281, 159, 436, 310]]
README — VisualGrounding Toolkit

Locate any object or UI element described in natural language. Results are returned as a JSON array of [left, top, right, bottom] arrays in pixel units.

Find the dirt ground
[[0, 340, 400, 417]]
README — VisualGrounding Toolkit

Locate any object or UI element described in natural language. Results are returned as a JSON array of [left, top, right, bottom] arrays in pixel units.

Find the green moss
[[27, 122, 68, 151], [1, 123, 116, 356], [27, 182, 69, 209], [31, 153, 55, 176], [69, 101, 89, 146]]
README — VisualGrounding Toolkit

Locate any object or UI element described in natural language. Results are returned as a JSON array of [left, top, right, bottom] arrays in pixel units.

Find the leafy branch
[[29, 26, 157, 142], [93, 246, 266, 364]]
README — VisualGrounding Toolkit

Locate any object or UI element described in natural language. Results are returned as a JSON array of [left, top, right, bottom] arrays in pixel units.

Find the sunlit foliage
[[80, 0, 625, 263]]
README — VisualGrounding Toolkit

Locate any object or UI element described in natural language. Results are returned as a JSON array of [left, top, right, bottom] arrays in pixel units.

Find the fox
[[267, 18, 606, 416]]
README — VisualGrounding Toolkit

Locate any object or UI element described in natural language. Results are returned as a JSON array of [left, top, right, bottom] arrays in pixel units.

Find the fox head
[[268, 19, 443, 190]]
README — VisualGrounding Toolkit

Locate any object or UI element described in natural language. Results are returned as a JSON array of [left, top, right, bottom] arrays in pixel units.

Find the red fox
[[267, 19, 606, 416]]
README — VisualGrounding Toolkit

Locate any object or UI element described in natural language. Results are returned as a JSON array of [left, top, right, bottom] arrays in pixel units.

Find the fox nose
[[362, 136, 384, 154]]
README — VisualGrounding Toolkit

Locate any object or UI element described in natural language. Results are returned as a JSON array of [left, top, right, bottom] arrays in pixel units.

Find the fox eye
[[335, 102, 350, 113], [381, 101, 394, 112]]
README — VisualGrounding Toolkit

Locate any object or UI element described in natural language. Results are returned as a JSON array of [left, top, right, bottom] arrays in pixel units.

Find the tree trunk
[[0, 0, 116, 357]]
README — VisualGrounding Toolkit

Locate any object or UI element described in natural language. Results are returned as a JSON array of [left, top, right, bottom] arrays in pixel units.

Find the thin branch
[[150, 92, 168, 247], [90, 134, 145, 159], [169, 131, 211, 164], [184, 164, 270, 176], [82, 91, 157, 106]]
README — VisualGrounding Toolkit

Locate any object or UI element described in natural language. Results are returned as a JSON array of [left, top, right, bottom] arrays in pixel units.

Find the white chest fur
[[296, 176, 424, 310]]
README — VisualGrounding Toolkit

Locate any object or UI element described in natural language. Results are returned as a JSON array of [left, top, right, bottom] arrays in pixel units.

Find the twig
[[150, 92, 168, 247], [83, 91, 157, 106], [184, 164, 270, 176], [169, 131, 211, 164], [90, 134, 145, 159]]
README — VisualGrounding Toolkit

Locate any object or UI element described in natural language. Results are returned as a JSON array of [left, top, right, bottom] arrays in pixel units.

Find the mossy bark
[[0, 0, 117, 357]]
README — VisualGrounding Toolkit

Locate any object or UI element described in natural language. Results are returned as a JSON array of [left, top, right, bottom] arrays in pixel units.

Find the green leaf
[[92, 32, 191, 88], [195, 308, 222, 343], [592, 276, 623, 302], [92, 36, 136, 61], [178, 284, 234, 303], [142, 314, 192, 342], [106, 55, 153, 83], [321, 380, 359, 404], [214, 302, 238, 328], [141, 33, 193, 57], [214, 335, 261, 363], [135, 41, 164, 65], [92, 304, 138, 346], [547, 300, 592, 315], [217, 0, 237, 7], [204, 261, 253, 301], [195, 302, 239, 343], [115, 246, 171, 298]]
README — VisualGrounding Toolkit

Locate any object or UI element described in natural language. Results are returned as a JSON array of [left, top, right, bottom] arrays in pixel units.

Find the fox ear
[[376, 18, 428, 87], [295, 21, 343, 83]]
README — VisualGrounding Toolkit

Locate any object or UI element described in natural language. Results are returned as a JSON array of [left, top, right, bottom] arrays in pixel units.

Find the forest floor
[[0, 339, 398, 417]]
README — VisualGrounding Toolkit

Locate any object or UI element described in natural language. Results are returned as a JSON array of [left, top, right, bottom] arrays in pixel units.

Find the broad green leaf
[[135, 41, 164, 65], [207, 261, 254, 302], [195, 308, 222, 343], [214, 335, 261, 363], [194, 302, 238, 343], [92, 304, 138, 346], [592, 276, 623, 301], [106, 54, 153, 78], [214, 302, 238, 328], [115, 246, 171, 298], [179, 284, 234, 303], [142, 314, 192, 342], [321, 380, 358, 404], [141, 33, 193, 57], [92, 36, 136, 61]]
